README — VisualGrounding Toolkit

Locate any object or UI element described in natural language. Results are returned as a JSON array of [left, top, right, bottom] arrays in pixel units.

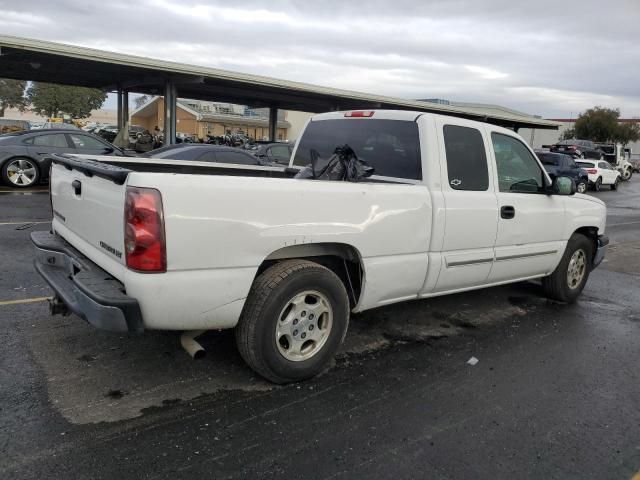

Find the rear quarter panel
[[125, 172, 432, 329]]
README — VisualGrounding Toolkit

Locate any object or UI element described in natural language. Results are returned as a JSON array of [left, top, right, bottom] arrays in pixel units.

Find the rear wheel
[[542, 233, 593, 303], [1, 157, 39, 188], [235, 259, 350, 383], [593, 177, 602, 191], [576, 181, 587, 194]]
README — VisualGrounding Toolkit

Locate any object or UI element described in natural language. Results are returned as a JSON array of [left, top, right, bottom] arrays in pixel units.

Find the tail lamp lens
[[124, 187, 166, 272], [587, 168, 598, 174], [344, 111, 375, 117]]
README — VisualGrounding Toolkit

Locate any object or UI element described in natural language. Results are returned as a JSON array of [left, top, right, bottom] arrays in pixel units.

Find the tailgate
[[50, 156, 130, 276]]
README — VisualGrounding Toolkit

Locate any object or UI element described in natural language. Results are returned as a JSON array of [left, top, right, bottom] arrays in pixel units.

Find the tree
[[560, 128, 575, 141], [0, 79, 28, 117], [26, 82, 107, 119], [571, 106, 640, 145], [134, 95, 150, 109], [614, 121, 640, 145]]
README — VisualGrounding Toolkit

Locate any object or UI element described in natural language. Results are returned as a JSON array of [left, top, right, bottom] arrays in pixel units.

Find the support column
[[122, 91, 129, 130], [164, 80, 177, 144], [116, 87, 123, 130], [269, 106, 278, 142]]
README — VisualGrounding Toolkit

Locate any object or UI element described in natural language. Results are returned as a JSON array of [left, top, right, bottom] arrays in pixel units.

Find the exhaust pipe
[[180, 330, 206, 359], [49, 296, 70, 316]]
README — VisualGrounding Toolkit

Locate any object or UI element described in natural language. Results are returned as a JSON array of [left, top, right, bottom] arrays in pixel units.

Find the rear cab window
[[443, 125, 488, 190], [293, 118, 422, 180]]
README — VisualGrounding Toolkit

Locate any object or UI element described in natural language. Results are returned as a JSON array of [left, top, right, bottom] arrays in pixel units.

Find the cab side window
[[491, 133, 545, 193], [443, 125, 488, 191]]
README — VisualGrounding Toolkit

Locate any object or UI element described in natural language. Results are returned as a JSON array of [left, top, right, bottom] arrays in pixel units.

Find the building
[[131, 97, 291, 141]]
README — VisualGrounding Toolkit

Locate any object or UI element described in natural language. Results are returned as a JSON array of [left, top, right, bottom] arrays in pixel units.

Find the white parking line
[[0, 296, 51, 306], [608, 220, 640, 227]]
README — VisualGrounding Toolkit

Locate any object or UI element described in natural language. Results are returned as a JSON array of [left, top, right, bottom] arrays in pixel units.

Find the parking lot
[[1, 179, 639, 479]]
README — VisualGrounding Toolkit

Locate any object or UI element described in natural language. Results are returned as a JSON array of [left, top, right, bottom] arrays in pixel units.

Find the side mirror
[[103, 146, 114, 154], [553, 176, 576, 195]]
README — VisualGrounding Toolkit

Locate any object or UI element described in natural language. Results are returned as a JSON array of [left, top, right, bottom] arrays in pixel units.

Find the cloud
[[1, 0, 639, 117]]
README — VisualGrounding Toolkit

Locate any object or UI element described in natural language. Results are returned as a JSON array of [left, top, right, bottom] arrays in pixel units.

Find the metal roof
[[0, 35, 560, 130]]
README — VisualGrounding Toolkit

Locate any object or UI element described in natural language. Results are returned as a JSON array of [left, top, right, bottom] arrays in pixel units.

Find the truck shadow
[[26, 280, 559, 425]]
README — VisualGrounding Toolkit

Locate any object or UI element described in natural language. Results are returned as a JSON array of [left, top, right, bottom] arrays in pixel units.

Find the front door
[[67, 133, 116, 156], [429, 118, 499, 293], [488, 131, 566, 282]]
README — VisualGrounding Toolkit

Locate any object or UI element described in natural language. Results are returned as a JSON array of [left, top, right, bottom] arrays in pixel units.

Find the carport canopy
[[0, 35, 560, 143]]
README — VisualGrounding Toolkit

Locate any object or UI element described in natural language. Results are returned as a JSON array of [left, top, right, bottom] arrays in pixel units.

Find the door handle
[[71, 179, 82, 196], [500, 206, 515, 219]]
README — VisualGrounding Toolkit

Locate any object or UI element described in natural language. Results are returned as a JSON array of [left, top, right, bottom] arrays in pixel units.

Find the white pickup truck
[[32, 110, 608, 383]]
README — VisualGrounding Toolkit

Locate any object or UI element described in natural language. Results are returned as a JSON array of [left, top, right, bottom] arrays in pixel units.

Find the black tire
[[611, 177, 619, 190], [235, 259, 350, 384], [542, 234, 594, 303], [1, 157, 40, 188], [576, 181, 587, 194], [594, 177, 602, 191]]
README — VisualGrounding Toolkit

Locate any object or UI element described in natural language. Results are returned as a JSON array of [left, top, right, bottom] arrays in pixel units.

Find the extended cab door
[[430, 117, 498, 292], [487, 130, 565, 282]]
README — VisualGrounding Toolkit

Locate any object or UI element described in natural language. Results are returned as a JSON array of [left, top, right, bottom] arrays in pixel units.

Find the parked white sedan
[[576, 160, 621, 191]]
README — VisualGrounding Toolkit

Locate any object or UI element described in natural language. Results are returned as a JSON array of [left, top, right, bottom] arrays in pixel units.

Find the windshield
[[293, 119, 421, 180]]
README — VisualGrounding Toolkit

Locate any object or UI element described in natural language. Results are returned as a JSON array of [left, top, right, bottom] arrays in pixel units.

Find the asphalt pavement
[[0, 180, 638, 479]]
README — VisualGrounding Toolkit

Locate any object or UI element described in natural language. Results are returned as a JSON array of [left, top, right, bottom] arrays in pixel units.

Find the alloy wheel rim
[[275, 290, 333, 362], [567, 249, 587, 289], [6, 159, 37, 186], [577, 183, 586, 193]]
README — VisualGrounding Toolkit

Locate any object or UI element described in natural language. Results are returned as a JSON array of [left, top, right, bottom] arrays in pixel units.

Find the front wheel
[[542, 234, 593, 303], [622, 169, 632, 181], [236, 259, 350, 383], [611, 177, 619, 190]]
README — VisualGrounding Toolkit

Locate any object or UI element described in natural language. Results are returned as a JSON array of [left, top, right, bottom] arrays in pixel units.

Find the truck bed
[[52, 153, 292, 182]]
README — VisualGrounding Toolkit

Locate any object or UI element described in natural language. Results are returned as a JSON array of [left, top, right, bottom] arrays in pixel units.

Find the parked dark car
[[0, 129, 125, 188], [142, 144, 278, 166], [550, 139, 603, 159], [0, 118, 30, 134], [254, 142, 293, 165], [535, 151, 589, 193]]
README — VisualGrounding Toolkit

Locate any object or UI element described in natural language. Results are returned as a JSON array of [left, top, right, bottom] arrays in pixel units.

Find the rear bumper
[[593, 234, 609, 268], [31, 231, 143, 333]]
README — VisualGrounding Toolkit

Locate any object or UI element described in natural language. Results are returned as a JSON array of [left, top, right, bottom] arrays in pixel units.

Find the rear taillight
[[124, 187, 166, 272], [344, 111, 375, 117], [587, 168, 597, 174], [568, 146, 576, 150]]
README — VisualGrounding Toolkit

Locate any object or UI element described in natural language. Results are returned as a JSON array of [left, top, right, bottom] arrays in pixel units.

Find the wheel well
[[573, 227, 599, 255], [257, 243, 364, 308]]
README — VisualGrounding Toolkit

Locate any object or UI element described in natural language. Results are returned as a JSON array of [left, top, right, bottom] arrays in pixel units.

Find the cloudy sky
[[1, 0, 639, 118]]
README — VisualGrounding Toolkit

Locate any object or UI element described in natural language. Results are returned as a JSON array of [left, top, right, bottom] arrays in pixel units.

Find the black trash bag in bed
[[295, 144, 374, 182]]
